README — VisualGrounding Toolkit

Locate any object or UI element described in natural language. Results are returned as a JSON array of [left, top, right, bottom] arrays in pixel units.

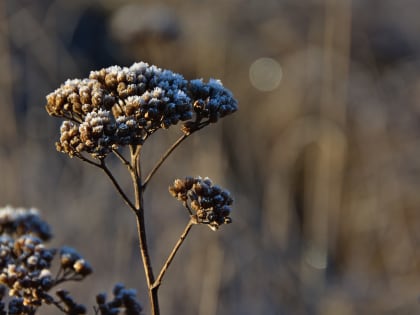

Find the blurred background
[[1, 0, 420, 314]]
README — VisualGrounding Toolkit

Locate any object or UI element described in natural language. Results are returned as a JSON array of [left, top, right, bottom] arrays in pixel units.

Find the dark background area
[[1, 0, 420, 314]]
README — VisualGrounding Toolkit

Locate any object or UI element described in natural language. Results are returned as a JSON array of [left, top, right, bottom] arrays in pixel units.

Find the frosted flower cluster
[[95, 283, 143, 315], [0, 234, 90, 313], [0, 207, 90, 314], [46, 62, 238, 159], [0, 206, 143, 314], [59, 246, 93, 277], [0, 235, 56, 308], [0, 206, 51, 241], [169, 177, 233, 230], [182, 79, 238, 134]]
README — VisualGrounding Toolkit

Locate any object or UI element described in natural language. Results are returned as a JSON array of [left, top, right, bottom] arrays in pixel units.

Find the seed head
[[182, 79, 238, 133], [0, 206, 52, 241], [95, 283, 143, 315], [169, 177, 233, 230], [46, 62, 238, 159]]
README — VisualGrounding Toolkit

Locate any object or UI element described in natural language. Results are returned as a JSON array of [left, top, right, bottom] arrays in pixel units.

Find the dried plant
[[0, 206, 142, 315], [44, 61, 238, 315]]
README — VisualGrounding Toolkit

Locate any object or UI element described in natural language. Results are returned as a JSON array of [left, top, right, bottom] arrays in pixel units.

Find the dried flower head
[[46, 61, 237, 159], [59, 246, 93, 277], [0, 206, 94, 314], [95, 283, 143, 315], [169, 177, 233, 230], [181, 79, 238, 134], [45, 78, 113, 121], [0, 206, 52, 241], [0, 235, 56, 307], [6, 297, 35, 315], [56, 290, 87, 314]]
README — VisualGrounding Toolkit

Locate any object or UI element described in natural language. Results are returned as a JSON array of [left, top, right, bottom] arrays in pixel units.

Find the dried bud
[[73, 259, 93, 276], [59, 246, 82, 268], [95, 284, 143, 315], [0, 206, 52, 240], [96, 293, 107, 305]]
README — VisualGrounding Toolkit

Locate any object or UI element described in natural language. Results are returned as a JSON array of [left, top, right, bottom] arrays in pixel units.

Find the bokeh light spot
[[249, 57, 283, 91]]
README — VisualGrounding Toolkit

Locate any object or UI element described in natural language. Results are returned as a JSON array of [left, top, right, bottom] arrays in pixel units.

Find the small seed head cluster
[[182, 79, 238, 134], [46, 62, 238, 159], [59, 247, 93, 277], [2, 293, 34, 315], [0, 206, 92, 314], [55, 290, 87, 314], [0, 235, 55, 308], [0, 207, 143, 314], [95, 283, 143, 315], [0, 206, 51, 241], [169, 177, 233, 231]]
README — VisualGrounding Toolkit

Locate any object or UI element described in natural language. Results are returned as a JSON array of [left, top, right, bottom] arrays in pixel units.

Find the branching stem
[[152, 219, 194, 290], [130, 146, 160, 315], [80, 127, 211, 315], [112, 149, 132, 170], [142, 123, 210, 189], [100, 160, 137, 213], [143, 134, 188, 190], [77, 154, 102, 168]]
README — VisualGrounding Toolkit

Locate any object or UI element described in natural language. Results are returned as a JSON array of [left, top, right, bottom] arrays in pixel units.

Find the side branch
[[100, 160, 137, 212], [143, 134, 188, 190], [143, 123, 211, 190], [152, 219, 194, 290], [112, 149, 132, 171], [76, 154, 102, 168]]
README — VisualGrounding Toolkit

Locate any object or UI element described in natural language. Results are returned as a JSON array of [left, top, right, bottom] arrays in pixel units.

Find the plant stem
[[152, 219, 194, 290], [100, 160, 137, 213], [77, 154, 102, 168], [130, 146, 160, 315], [112, 149, 132, 170], [135, 211, 159, 315], [143, 134, 188, 190], [143, 123, 210, 190]]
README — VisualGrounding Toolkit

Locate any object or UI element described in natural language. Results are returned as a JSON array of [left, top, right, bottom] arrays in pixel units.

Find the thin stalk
[[130, 146, 160, 315], [143, 123, 210, 190], [100, 160, 137, 213], [135, 211, 159, 315], [152, 219, 194, 290], [143, 134, 188, 190], [78, 155, 136, 213], [77, 154, 102, 168], [52, 300, 67, 314], [112, 149, 132, 170]]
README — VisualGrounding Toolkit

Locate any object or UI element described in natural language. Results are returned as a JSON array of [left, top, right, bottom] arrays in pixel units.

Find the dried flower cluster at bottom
[[95, 283, 143, 315], [0, 206, 143, 315], [169, 177, 233, 230], [0, 206, 51, 241], [46, 61, 238, 159]]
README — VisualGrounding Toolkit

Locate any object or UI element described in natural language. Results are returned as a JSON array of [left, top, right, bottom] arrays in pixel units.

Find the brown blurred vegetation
[[1, 0, 420, 314]]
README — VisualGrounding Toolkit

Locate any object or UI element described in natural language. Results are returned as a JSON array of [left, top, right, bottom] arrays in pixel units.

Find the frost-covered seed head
[[169, 177, 233, 230], [46, 61, 237, 160]]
